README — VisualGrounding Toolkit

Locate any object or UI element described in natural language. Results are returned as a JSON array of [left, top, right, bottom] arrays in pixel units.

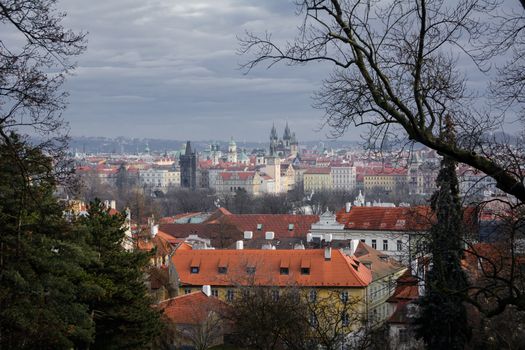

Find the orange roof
[[336, 206, 433, 231], [337, 206, 478, 232], [172, 248, 372, 288], [159, 292, 228, 325]]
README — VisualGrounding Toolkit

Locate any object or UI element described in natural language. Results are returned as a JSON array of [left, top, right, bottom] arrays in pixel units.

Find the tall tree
[[0, 133, 95, 349], [74, 201, 162, 350], [239, 0, 525, 203], [416, 119, 471, 349]]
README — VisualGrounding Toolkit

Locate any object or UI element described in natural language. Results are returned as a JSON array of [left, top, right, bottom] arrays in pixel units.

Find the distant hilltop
[[66, 136, 361, 155]]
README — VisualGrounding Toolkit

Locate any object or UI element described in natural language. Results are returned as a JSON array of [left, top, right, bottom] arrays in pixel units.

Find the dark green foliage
[[75, 202, 162, 349], [0, 134, 95, 349], [0, 134, 162, 349], [416, 153, 471, 349]]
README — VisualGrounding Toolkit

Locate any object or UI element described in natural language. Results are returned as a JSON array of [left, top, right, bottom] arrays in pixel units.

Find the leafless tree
[[0, 0, 86, 181], [173, 309, 227, 350], [239, 0, 525, 203], [225, 284, 373, 350]]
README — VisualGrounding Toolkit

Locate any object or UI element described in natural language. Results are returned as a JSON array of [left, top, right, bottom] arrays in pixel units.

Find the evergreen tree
[[416, 119, 471, 349], [75, 201, 162, 349], [0, 133, 95, 349]]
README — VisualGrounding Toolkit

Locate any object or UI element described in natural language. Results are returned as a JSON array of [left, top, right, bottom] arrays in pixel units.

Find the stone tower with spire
[[180, 141, 197, 190], [269, 122, 299, 158], [283, 122, 292, 147], [227, 137, 237, 163]]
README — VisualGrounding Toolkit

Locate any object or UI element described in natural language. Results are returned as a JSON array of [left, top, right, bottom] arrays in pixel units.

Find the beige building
[[303, 167, 333, 192], [364, 169, 407, 193], [280, 163, 296, 192], [215, 171, 262, 195]]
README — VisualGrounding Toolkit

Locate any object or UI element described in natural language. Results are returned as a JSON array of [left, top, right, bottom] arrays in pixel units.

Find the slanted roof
[[159, 291, 228, 325], [354, 242, 406, 281], [172, 248, 372, 288], [223, 214, 319, 239], [336, 206, 433, 232]]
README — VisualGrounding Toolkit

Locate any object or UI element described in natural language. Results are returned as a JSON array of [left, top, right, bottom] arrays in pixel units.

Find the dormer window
[[190, 258, 200, 274], [218, 267, 227, 274], [288, 224, 294, 231], [257, 223, 263, 231], [280, 267, 289, 275], [301, 267, 310, 275], [247, 266, 256, 274]]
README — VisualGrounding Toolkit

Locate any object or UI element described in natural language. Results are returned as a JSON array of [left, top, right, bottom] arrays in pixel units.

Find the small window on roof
[[257, 223, 263, 231], [190, 266, 199, 274], [301, 267, 310, 275], [218, 267, 227, 274], [288, 224, 294, 231], [280, 267, 289, 275], [247, 266, 256, 274]]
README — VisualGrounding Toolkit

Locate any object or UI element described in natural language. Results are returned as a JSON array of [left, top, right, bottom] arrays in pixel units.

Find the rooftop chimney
[[324, 247, 332, 260], [236, 240, 244, 250], [306, 233, 313, 243], [324, 233, 333, 243], [265, 231, 275, 240], [349, 239, 360, 256], [151, 224, 158, 237], [345, 202, 351, 213], [244, 231, 253, 240], [202, 285, 211, 297], [110, 200, 116, 210]]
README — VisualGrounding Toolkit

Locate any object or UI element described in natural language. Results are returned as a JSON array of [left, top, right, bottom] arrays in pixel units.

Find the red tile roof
[[159, 292, 228, 325], [336, 206, 433, 231], [172, 248, 372, 288], [222, 214, 319, 239], [160, 210, 319, 247]]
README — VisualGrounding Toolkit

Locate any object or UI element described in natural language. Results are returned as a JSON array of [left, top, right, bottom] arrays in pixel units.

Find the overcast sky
[[59, 0, 521, 142], [61, 0, 334, 142]]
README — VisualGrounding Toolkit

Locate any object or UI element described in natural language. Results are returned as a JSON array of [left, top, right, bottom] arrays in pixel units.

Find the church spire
[[270, 123, 278, 141]]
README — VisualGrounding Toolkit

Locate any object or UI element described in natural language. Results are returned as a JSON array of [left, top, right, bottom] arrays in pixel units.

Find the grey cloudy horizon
[[61, 0, 340, 142], [60, 0, 520, 143]]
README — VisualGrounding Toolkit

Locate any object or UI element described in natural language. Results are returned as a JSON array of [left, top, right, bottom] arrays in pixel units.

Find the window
[[227, 289, 234, 302], [383, 240, 388, 251], [280, 267, 289, 275], [301, 267, 310, 275], [288, 223, 294, 231], [360, 239, 365, 243], [256, 223, 262, 230], [340, 291, 349, 302], [211, 289, 219, 297], [397, 240, 403, 251], [190, 266, 199, 274], [184, 288, 191, 294], [342, 312, 350, 326], [247, 266, 256, 275], [218, 267, 227, 274], [309, 289, 317, 302], [371, 239, 377, 249]]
